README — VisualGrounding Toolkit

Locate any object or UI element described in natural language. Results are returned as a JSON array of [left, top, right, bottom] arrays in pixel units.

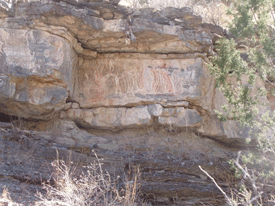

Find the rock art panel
[[77, 56, 210, 108], [0, 28, 77, 119]]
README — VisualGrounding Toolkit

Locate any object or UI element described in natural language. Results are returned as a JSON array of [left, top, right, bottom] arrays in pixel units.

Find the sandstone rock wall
[[77, 55, 209, 107], [0, 0, 245, 139], [59, 53, 214, 131]]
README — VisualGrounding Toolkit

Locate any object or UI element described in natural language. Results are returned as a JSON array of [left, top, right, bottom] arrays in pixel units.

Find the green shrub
[[209, 0, 275, 204]]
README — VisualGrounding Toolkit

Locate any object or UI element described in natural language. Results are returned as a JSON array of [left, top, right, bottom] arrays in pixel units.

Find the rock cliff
[[0, 0, 249, 205]]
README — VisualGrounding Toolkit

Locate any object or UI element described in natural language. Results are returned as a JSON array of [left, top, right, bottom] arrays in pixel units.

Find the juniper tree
[[209, 0, 275, 204]]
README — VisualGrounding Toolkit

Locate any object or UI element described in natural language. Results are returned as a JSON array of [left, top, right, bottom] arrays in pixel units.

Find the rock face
[[0, 1, 248, 205], [0, 28, 77, 119], [77, 56, 210, 107], [0, 0, 220, 131], [62, 106, 201, 129], [63, 106, 153, 129]]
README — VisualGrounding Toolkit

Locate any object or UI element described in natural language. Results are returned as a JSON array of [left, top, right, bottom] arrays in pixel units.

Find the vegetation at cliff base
[[209, 0, 275, 204]]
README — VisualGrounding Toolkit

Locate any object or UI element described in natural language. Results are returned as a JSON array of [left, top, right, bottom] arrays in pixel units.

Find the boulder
[[148, 104, 163, 116], [0, 29, 77, 119], [120, 106, 152, 126], [159, 108, 202, 127], [62, 106, 152, 129]]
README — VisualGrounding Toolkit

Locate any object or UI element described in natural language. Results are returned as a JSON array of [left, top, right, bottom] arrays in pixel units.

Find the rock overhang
[[0, 0, 214, 54]]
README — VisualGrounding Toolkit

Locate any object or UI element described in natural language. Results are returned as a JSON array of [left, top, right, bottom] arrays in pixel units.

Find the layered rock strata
[[0, 120, 235, 205], [0, 0, 227, 135]]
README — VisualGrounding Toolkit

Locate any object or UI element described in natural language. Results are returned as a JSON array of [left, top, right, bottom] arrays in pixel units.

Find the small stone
[[148, 104, 163, 116], [64, 102, 72, 110], [71, 103, 80, 109], [60, 111, 67, 119]]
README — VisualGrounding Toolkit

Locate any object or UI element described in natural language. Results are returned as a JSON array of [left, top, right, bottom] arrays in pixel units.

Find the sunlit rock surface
[[0, 28, 77, 119]]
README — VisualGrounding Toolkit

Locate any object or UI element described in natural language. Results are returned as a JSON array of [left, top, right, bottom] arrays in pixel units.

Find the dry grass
[[35, 151, 147, 206], [0, 149, 148, 206], [0, 186, 22, 206]]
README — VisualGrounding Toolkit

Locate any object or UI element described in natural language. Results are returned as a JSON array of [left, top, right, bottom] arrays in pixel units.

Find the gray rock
[[71, 103, 80, 109], [161, 108, 176, 117], [161, 100, 189, 107], [105, 0, 121, 5], [0, 29, 77, 120], [120, 106, 152, 126], [64, 106, 152, 129], [148, 104, 163, 116], [160, 7, 202, 27], [159, 108, 202, 127]]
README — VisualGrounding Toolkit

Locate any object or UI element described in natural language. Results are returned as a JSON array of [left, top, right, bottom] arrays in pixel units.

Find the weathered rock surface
[[0, 0, 221, 132], [77, 55, 212, 108], [61, 106, 202, 129], [0, 122, 235, 205], [159, 108, 202, 127], [0, 0, 213, 54], [62, 106, 153, 129], [0, 28, 77, 120], [148, 103, 163, 116], [0, 0, 218, 125]]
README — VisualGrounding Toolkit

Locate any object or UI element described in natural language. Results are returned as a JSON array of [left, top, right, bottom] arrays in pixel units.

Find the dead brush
[[116, 164, 143, 206], [35, 151, 148, 206], [0, 186, 22, 206]]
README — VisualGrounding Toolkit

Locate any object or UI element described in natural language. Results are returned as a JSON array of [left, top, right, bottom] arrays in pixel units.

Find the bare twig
[[235, 151, 260, 196], [199, 165, 235, 205]]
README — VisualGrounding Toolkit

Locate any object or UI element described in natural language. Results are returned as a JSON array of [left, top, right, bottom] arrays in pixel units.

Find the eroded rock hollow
[[0, 0, 247, 205]]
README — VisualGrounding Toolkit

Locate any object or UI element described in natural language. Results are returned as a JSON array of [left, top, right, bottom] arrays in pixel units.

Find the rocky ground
[[0, 123, 52, 205], [0, 120, 242, 206]]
